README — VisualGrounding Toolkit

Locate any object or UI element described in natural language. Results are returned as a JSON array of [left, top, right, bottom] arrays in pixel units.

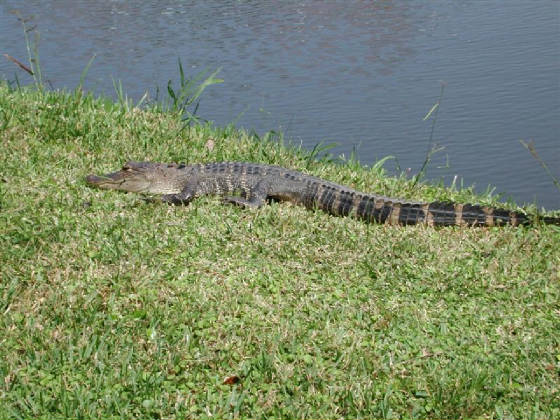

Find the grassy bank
[[1, 83, 559, 419]]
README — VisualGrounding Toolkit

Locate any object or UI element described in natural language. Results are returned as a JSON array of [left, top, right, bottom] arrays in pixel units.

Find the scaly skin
[[86, 161, 560, 227]]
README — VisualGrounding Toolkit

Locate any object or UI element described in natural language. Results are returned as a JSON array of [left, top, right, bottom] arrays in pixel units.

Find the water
[[1, 1, 558, 209]]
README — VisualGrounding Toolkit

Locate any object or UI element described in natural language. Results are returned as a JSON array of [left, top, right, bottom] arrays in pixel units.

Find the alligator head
[[86, 161, 184, 194]]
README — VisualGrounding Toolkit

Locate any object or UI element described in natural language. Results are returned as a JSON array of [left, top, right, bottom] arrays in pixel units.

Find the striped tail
[[419, 202, 529, 227], [355, 197, 537, 227], [543, 215, 560, 226]]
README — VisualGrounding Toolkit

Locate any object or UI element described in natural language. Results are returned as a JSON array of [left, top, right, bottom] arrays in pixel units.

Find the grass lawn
[[1, 83, 559, 419]]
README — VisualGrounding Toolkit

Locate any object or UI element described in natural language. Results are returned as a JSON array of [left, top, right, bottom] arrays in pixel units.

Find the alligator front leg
[[160, 179, 200, 205]]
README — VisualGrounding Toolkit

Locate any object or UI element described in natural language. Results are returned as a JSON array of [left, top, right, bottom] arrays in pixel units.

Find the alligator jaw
[[85, 167, 151, 192], [86, 162, 184, 194], [85, 171, 128, 190]]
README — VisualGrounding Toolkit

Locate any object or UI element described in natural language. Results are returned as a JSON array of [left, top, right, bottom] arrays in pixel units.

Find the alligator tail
[[354, 196, 539, 227], [543, 215, 560, 226]]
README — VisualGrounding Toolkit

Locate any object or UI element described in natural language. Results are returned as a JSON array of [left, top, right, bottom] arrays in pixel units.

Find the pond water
[[1, 1, 558, 209]]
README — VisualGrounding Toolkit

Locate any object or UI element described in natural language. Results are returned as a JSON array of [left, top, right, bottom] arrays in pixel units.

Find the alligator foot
[[141, 196, 161, 204], [223, 196, 265, 209], [160, 193, 194, 205]]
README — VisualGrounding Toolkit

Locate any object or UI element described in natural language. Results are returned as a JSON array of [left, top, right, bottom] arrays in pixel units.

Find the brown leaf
[[3, 54, 33, 75], [223, 375, 240, 385]]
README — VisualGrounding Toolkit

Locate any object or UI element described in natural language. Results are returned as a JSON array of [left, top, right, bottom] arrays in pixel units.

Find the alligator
[[86, 161, 560, 227]]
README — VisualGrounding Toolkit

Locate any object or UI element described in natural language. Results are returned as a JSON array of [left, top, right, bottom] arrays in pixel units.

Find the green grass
[[1, 82, 559, 419]]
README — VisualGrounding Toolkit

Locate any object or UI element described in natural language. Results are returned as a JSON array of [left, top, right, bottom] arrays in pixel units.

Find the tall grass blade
[[371, 155, 395, 172], [112, 78, 130, 111], [165, 59, 223, 125], [520, 139, 560, 193], [305, 141, 338, 168], [422, 102, 439, 121], [411, 81, 447, 188], [78, 54, 96, 90], [15, 12, 43, 88]]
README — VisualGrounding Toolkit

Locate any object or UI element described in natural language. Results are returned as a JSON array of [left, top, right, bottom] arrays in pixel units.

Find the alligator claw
[[161, 194, 193, 206], [141, 196, 161, 204]]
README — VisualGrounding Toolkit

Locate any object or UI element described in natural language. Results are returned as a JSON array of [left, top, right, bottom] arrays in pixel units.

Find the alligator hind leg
[[223, 179, 270, 209]]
